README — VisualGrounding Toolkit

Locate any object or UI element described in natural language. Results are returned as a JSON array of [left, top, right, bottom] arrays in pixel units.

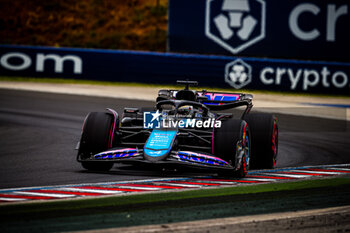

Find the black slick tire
[[214, 118, 250, 178], [244, 113, 278, 169], [78, 112, 114, 171]]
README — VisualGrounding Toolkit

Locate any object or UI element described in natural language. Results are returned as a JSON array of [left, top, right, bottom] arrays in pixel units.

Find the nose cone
[[143, 130, 177, 162]]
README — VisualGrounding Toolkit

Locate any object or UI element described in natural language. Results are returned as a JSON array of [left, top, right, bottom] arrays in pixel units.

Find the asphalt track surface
[[0, 89, 349, 189]]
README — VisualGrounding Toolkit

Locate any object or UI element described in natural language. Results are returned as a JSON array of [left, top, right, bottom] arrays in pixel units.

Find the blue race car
[[76, 81, 278, 177]]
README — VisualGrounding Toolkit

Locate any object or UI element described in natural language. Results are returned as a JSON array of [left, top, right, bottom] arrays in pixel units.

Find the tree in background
[[0, 0, 168, 51]]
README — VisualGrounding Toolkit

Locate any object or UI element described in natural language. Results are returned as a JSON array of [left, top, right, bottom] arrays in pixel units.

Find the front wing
[[77, 148, 234, 171]]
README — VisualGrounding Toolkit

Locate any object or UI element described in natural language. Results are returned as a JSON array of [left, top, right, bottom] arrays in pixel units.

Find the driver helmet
[[177, 105, 194, 117]]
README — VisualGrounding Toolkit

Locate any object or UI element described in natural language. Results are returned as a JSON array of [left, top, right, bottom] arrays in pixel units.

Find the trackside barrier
[[168, 0, 350, 62], [0, 45, 350, 95]]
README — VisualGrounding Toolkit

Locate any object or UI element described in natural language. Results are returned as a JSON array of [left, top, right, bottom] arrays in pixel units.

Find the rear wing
[[157, 90, 253, 111], [199, 91, 253, 110]]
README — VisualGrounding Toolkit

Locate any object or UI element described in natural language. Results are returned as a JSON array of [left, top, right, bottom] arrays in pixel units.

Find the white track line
[[291, 170, 343, 175], [0, 197, 27, 201], [243, 178, 277, 182], [59, 188, 123, 194], [259, 173, 311, 178], [14, 191, 75, 198], [330, 168, 350, 171], [152, 182, 201, 188], [112, 185, 162, 191], [194, 180, 239, 184]]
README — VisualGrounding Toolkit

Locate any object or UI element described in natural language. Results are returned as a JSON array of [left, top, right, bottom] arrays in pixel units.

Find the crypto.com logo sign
[[224, 59, 350, 91], [225, 59, 252, 89], [0, 52, 83, 74], [205, 0, 266, 54]]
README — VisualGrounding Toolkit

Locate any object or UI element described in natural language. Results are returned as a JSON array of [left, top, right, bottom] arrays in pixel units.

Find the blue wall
[[168, 0, 350, 62], [1, 45, 350, 95]]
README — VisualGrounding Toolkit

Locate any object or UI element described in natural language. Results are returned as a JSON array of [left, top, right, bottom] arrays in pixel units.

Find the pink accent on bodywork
[[242, 122, 248, 146], [199, 92, 240, 101], [179, 151, 228, 164], [272, 119, 277, 155], [102, 148, 137, 154], [107, 108, 118, 149]]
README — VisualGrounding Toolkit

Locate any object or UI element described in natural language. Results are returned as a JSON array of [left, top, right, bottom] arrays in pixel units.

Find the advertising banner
[[1, 45, 349, 95], [168, 0, 350, 61]]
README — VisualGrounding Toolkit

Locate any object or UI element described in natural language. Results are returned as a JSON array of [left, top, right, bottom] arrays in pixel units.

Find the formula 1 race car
[[76, 81, 278, 177]]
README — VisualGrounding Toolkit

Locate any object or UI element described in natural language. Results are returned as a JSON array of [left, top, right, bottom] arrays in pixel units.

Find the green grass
[[1, 176, 349, 232], [1, 176, 349, 216], [1, 76, 350, 99]]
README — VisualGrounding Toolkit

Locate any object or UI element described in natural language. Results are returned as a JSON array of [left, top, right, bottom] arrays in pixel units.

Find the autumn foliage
[[0, 0, 168, 51]]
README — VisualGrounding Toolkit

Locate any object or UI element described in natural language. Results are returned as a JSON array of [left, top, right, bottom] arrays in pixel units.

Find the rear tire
[[78, 112, 115, 171], [244, 113, 278, 169], [214, 119, 250, 178]]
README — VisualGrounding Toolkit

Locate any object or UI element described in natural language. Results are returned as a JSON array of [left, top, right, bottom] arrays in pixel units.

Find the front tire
[[244, 113, 278, 169], [78, 112, 115, 171], [214, 119, 250, 178]]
